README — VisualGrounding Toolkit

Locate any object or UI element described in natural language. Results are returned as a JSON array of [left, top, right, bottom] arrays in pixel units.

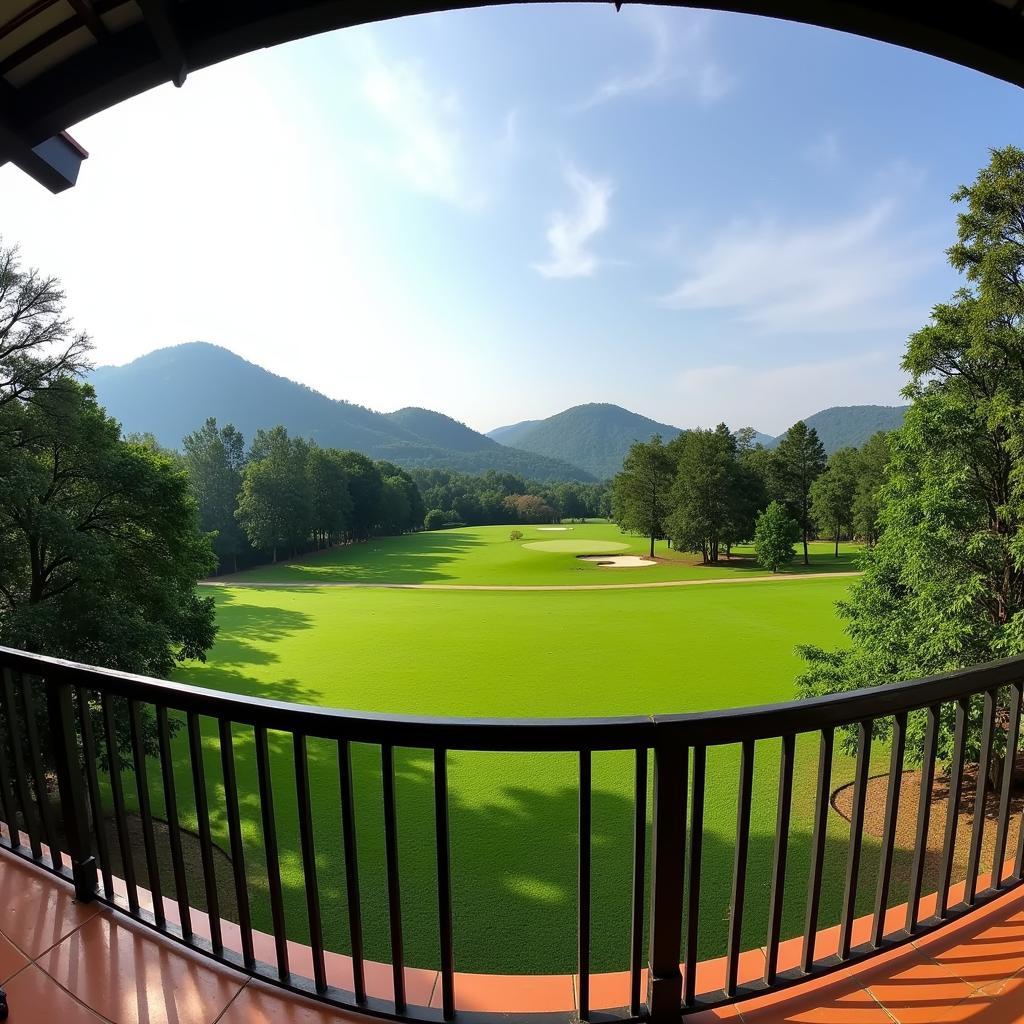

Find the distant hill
[[487, 403, 685, 480], [88, 344, 594, 482], [796, 405, 908, 452]]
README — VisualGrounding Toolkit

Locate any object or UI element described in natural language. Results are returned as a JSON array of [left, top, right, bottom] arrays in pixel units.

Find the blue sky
[[2, 3, 1024, 435]]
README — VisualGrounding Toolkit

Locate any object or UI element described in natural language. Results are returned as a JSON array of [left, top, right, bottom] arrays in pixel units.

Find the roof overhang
[[3, 0, 1024, 193]]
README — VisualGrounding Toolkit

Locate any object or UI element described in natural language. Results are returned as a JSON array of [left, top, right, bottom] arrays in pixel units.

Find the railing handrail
[[2, 643, 1022, 750]]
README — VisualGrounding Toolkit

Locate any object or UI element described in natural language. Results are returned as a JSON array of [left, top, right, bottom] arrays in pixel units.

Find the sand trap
[[523, 539, 629, 553], [537, 526, 571, 531], [579, 555, 656, 568]]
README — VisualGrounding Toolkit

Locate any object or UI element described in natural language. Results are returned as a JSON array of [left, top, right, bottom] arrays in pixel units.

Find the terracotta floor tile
[[0, 852, 100, 958], [430, 972, 574, 1013], [917, 913, 1024, 990], [945, 983, 1024, 1024], [0, 933, 29, 984], [862, 951, 976, 1023], [2, 964, 105, 1023], [217, 981, 368, 1023], [740, 975, 891, 1023], [36, 912, 246, 1024]]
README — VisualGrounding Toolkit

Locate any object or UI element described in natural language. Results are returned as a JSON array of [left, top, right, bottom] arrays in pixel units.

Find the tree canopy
[[612, 436, 674, 557]]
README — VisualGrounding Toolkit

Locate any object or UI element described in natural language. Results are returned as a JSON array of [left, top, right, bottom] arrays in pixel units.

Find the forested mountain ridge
[[798, 405, 908, 452], [88, 343, 594, 482]]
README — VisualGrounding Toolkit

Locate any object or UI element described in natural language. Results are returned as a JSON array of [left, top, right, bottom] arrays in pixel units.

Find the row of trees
[[408, 468, 610, 529], [612, 422, 890, 564], [182, 419, 426, 571]]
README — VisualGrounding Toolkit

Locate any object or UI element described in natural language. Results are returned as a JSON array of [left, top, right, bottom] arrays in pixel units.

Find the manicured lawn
[[217, 524, 862, 587], [117, 571, 918, 979]]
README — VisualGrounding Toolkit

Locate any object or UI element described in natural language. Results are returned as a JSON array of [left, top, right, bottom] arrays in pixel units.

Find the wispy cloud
[[534, 165, 613, 279], [660, 200, 935, 332], [805, 130, 840, 167], [573, 8, 734, 111]]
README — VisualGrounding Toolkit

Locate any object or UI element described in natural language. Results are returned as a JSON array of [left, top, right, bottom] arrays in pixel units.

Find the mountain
[[88, 343, 594, 481], [487, 403, 686, 480], [797, 405, 908, 452]]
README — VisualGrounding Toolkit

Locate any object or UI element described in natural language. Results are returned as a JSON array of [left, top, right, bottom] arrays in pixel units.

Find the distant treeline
[[408, 468, 611, 527]]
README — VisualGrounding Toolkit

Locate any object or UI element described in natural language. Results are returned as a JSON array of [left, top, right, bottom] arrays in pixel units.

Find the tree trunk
[[834, 533, 839, 558], [649, 533, 655, 558], [803, 528, 810, 566]]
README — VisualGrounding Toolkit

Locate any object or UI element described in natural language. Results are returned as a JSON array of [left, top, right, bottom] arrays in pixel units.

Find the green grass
[[218, 524, 862, 587], [120, 571, 921, 979]]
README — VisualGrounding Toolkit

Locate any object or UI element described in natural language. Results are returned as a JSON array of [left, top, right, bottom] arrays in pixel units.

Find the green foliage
[[754, 501, 799, 573], [771, 421, 827, 564], [612, 436, 674, 557], [503, 493, 556, 524], [423, 509, 447, 530], [810, 447, 859, 556], [509, 529, 524, 541], [851, 431, 890, 545], [798, 145, 1024, 770], [800, 405, 907, 453]]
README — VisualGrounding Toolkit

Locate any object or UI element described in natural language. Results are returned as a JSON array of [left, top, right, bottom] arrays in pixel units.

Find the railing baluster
[[381, 743, 406, 1014], [994, 682, 1023, 889], [578, 750, 592, 1021], [156, 706, 191, 939], [21, 676, 61, 863], [128, 700, 164, 927], [293, 733, 325, 991], [727, 740, 754, 994], [684, 746, 706, 1006], [47, 679, 97, 901], [764, 734, 794, 984], [906, 707, 938, 932], [872, 712, 907, 946], [102, 692, 138, 913], [966, 690, 997, 905], [839, 721, 872, 960], [255, 726, 288, 981], [0, 704, 17, 849], [435, 748, 455, 1021], [802, 728, 834, 972], [186, 711, 222, 954], [2, 669, 38, 858], [629, 746, 648, 1017], [338, 739, 366, 1004], [646, 741, 687, 1022], [938, 699, 968, 918], [219, 720, 254, 968], [77, 688, 113, 900]]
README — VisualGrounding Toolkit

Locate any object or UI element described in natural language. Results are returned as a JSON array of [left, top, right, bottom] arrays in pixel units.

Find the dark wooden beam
[[135, 0, 187, 87], [66, 0, 108, 39]]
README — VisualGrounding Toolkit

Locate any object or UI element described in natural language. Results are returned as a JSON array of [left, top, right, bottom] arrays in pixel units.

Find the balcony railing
[[0, 644, 1022, 1021]]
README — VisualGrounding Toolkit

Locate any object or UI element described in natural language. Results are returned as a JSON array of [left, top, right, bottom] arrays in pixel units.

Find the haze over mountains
[[89, 343, 907, 482]]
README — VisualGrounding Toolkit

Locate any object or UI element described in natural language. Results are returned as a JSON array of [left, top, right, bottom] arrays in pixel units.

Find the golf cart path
[[201, 570, 861, 593]]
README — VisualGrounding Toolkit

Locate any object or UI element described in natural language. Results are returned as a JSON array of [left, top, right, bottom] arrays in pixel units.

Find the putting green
[[522, 538, 629, 552]]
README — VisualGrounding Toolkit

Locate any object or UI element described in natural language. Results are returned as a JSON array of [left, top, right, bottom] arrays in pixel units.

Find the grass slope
[[220, 524, 861, 587], [115, 574, 920, 980]]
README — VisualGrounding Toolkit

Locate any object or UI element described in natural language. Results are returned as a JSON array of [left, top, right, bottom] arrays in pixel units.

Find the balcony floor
[[2, 848, 1024, 1023]]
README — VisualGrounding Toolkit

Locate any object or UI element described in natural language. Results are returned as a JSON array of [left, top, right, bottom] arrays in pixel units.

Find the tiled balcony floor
[[3, 848, 1024, 1023]]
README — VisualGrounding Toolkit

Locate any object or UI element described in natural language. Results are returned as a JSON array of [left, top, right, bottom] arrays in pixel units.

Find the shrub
[[424, 508, 447, 530], [509, 529, 524, 541], [754, 501, 800, 573]]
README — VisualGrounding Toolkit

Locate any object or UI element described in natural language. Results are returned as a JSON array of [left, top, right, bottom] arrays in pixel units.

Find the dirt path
[[200, 570, 862, 593]]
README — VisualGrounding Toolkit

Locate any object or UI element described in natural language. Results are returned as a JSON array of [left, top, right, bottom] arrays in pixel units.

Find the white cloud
[[534, 166, 613, 279], [671, 353, 908, 435], [574, 8, 734, 111], [805, 130, 840, 167], [660, 200, 935, 333]]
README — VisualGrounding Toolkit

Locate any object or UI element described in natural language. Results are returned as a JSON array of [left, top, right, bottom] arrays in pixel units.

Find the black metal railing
[[0, 644, 1022, 1022]]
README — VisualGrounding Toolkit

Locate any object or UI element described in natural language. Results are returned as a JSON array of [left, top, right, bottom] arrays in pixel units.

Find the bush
[[509, 529, 524, 541], [424, 508, 447, 530]]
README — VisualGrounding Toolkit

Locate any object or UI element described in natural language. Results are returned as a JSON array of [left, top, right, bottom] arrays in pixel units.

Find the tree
[[612, 436, 674, 558], [380, 476, 413, 534], [424, 509, 447, 530], [0, 243, 91, 407], [308, 446, 353, 548], [0, 380, 217, 674], [503, 493, 556, 524], [753, 501, 799, 573], [182, 418, 247, 572], [235, 427, 312, 560], [851, 432, 890, 546], [772, 421, 827, 565], [798, 146, 1024, 777], [336, 452, 383, 540], [810, 447, 859, 557]]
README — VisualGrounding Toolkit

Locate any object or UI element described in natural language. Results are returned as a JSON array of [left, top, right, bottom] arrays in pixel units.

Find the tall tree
[[182, 417, 247, 572], [810, 447, 859, 557], [798, 146, 1024, 774], [772, 421, 827, 565], [612, 436, 674, 557], [851, 431, 890, 546], [308, 446, 353, 548], [0, 242, 92, 406], [754, 501, 799, 573], [336, 452, 384, 540]]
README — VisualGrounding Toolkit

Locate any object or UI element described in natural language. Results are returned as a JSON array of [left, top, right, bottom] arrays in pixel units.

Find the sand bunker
[[523, 539, 629, 553], [579, 555, 656, 568], [536, 526, 571, 531]]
